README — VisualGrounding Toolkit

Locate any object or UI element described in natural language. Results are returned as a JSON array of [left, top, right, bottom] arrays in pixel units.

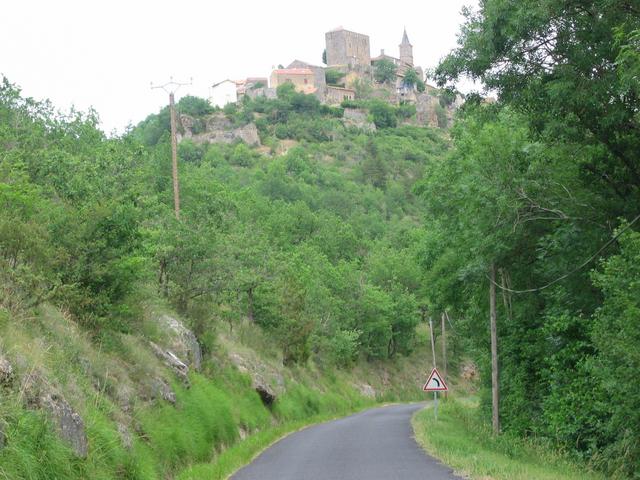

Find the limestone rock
[[149, 341, 189, 383], [416, 94, 441, 128], [157, 314, 202, 371], [342, 108, 376, 132], [22, 372, 88, 457], [0, 355, 13, 387], [180, 112, 261, 147], [355, 383, 376, 399], [150, 376, 177, 404], [0, 420, 6, 450], [229, 352, 285, 407], [117, 423, 133, 450]]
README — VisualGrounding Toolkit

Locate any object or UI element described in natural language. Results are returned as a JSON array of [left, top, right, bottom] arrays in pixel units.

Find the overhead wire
[[486, 213, 640, 294]]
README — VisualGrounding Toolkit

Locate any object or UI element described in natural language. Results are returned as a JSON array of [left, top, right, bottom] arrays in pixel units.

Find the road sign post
[[423, 367, 448, 421]]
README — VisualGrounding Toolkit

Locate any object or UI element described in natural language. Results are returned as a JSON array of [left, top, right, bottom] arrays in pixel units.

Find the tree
[[369, 100, 397, 129], [403, 68, 420, 88], [325, 69, 345, 86], [435, 0, 640, 208], [373, 59, 397, 84]]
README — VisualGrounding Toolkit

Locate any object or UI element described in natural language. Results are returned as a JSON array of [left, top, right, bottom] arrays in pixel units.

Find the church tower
[[399, 28, 413, 67]]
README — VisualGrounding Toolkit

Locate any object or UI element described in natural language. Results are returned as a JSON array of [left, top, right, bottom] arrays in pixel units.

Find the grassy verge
[[176, 406, 373, 480], [412, 398, 605, 480]]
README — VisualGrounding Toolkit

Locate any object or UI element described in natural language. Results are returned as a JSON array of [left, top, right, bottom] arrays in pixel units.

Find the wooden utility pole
[[151, 77, 192, 220], [441, 312, 447, 399], [489, 263, 500, 433], [169, 92, 180, 219], [428, 316, 439, 420]]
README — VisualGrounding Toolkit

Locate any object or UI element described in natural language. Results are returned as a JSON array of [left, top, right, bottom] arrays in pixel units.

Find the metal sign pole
[[434, 392, 438, 421]]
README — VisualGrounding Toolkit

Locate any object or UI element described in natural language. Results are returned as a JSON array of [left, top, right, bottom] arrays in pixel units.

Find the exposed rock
[[22, 372, 88, 457], [179, 114, 194, 139], [149, 341, 189, 383], [0, 355, 13, 387], [156, 314, 202, 371], [416, 94, 441, 128], [150, 376, 176, 404], [461, 361, 478, 381], [355, 383, 376, 399], [342, 108, 376, 132], [229, 352, 285, 407], [117, 422, 133, 450], [179, 113, 261, 147], [0, 420, 6, 449]]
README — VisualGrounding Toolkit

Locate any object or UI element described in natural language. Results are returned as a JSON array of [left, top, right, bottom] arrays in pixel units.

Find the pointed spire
[[401, 27, 411, 46]]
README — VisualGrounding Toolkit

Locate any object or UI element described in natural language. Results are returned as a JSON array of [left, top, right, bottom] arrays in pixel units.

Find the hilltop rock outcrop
[[179, 113, 260, 147]]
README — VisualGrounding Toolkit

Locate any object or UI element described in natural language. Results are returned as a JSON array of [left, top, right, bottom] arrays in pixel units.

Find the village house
[[269, 68, 317, 95], [209, 79, 239, 107]]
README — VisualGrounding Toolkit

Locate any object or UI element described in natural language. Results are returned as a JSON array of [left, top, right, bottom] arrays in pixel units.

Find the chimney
[[380, 49, 385, 56]]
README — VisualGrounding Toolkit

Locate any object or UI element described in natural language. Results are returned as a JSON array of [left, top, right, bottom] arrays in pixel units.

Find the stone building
[[287, 60, 326, 99], [398, 28, 413, 72], [269, 68, 317, 94], [325, 27, 371, 68], [325, 86, 355, 105]]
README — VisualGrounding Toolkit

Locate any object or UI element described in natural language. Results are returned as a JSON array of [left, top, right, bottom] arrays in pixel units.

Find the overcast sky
[[1, 0, 478, 134]]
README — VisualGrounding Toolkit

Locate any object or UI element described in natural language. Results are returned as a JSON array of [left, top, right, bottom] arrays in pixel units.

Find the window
[[304, 78, 308, 84]]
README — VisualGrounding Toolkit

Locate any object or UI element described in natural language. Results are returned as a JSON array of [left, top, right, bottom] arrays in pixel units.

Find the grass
[[412, 398, 606, 480], [176, 404, 376, 480]]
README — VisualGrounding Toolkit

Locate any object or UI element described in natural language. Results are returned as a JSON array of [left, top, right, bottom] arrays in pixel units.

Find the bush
[[325, 69, 345, 86], [373, 59, 397, 84], [369, 101, 397, 129]]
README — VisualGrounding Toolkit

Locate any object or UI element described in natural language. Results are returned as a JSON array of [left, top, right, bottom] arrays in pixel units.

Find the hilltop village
[[207, 27, 462, 129]]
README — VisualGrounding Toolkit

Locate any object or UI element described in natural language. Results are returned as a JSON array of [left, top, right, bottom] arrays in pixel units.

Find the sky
[[1, 0, 478, 134]]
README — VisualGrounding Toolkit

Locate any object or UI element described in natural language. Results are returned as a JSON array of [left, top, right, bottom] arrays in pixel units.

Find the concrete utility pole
[[151, 77, 192, 220], [489, 263, 500, 433]]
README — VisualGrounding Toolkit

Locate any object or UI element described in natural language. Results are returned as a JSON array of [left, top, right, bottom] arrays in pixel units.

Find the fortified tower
[[325, 27, 371, 68], [399, 28, 414, 68]]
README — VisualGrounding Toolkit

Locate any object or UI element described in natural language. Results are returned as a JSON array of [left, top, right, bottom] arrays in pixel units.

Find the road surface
[[231, 403, 463, 480]]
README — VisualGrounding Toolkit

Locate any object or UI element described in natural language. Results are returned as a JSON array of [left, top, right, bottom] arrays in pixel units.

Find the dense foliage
[[418, 1, 640, 477], [0, 77, 446, 369]]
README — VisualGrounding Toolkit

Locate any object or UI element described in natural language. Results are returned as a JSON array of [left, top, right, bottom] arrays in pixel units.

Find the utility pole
[[151, 77, 192, 220], [489, 263, 500, 433], [441, 312, 447, 399], [428, 316, 438, 420]]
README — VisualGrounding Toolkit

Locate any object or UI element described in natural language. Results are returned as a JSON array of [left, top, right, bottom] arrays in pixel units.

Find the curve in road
[[231, 403, 463, 480]]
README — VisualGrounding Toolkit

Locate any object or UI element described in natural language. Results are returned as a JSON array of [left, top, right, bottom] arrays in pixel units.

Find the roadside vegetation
[[413, 399, 606, 480], [1, 1, 640, 477]]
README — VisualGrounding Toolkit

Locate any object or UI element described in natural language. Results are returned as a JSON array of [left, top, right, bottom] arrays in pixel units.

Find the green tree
[[373, 59, 397, 84], [325, 69, 345, 86]]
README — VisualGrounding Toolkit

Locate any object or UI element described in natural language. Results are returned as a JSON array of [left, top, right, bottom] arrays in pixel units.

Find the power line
[[487, 213, 640, 294]]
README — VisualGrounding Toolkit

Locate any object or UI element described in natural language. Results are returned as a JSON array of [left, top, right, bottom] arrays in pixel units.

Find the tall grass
[[412, 399, 606, 480]]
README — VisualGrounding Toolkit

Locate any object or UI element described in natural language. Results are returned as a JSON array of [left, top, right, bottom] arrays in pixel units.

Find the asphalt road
[[231, 403, 463, 480]]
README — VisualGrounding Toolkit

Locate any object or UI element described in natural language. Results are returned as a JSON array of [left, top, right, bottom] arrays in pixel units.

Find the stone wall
[[342, 108, 376, 132], [325, 29, 370, 68], [326, 86, 355, 105], [416, 94, 441, 128]]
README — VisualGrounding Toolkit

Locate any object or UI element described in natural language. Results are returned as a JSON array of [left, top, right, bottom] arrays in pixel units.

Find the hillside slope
[[0, 78, 450, 479]]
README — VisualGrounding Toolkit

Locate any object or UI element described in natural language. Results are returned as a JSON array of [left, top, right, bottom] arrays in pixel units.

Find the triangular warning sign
[[423, 367, 448, 392]]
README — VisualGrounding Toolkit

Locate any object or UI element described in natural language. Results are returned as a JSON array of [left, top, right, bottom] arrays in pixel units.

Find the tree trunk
[[490, 263, 500, 434]]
